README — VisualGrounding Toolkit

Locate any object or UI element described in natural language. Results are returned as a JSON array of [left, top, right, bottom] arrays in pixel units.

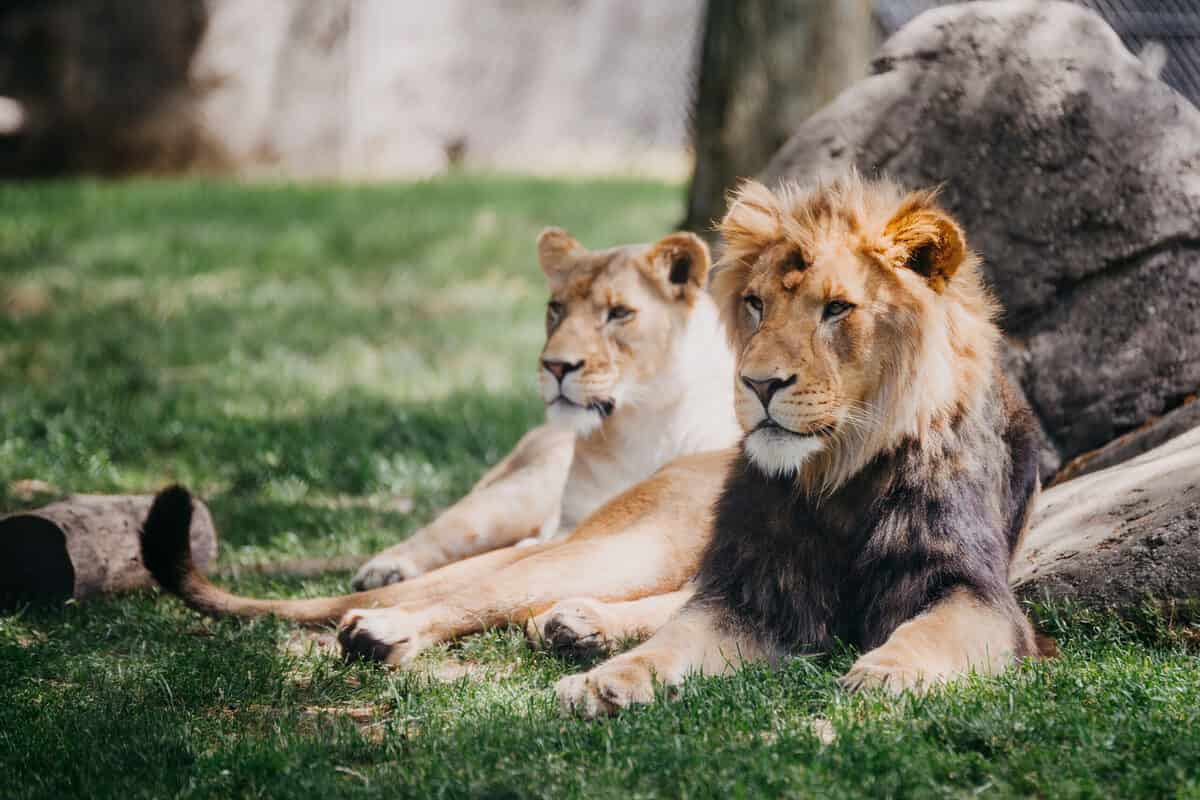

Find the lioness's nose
[[741, 374, 797, 409], [543, 359, 584, 382]]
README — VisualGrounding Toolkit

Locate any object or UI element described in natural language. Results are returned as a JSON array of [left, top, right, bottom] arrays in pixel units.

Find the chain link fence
[[877, 0, 1200, 106]]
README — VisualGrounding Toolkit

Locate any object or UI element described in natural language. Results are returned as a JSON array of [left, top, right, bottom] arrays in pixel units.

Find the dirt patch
[[282, 629, 340, 659], [426, 658, 517, 683], [3, 284, 52, 320]]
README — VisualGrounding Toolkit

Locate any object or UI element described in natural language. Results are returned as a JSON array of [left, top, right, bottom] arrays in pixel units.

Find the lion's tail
[[140, 485, 389, 625]]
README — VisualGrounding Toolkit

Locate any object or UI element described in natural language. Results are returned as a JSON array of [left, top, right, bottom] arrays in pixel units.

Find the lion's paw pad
[[337, 609, 426, 666], [534, 599, 613, 656], [840, 654, 925, 694]]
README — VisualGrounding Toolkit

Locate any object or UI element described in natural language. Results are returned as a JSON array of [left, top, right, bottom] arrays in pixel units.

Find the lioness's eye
[[607, 305, 634, 322], [547, 301, 564, 322], [744, 294, 763, 325], [823, 300, 854, 320]]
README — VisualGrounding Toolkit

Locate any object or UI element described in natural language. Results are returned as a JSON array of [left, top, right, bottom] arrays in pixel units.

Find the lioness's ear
[[537, 227, 582, 284], [884, 196, 966, 293], [645, 232, 711, 304]]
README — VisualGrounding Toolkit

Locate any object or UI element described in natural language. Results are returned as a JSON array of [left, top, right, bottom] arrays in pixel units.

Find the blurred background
[[2, 0, 1194, 219], [2, 0, 1198, 502], [3, 5, 1200, 794]]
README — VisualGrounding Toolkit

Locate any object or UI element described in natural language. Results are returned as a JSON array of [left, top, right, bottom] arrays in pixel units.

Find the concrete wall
[[192, 0, 704, 178]]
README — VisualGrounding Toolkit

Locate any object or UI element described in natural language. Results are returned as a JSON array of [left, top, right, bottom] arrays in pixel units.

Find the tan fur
[[353, 228, 738, 587], [357, 426, 574, 584], [152, 447, 734, 654], [712, 174, 1000, 491], [527, 587, 695, 655], [337, 450, 734, 664], [840, 589, 1028, 692], [558, 588, 1034, 715], [153, 230, 739, 643], [557, 175, 1040, 717], [555, 603, 768, 717]]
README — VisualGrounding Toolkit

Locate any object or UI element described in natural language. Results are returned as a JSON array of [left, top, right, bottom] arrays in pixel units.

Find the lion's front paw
[[351, 552, 424, 591], [840, 649, 927, 694], [337, 608, 430, 666], [555, 658, 664, 718], [528, 598, 615, 657]]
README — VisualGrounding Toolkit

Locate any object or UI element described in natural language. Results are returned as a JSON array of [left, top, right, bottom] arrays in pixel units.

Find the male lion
[[557, 175, 1048, 717], [140, 228, 741, 659]]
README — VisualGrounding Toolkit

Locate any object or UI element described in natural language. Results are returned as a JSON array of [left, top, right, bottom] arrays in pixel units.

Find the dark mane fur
[[693, 366, 1041, 659]]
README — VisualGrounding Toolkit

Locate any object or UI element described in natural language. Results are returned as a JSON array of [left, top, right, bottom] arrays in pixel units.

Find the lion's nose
[[543, 359, 584, 382], [741, 374, 797, 409]]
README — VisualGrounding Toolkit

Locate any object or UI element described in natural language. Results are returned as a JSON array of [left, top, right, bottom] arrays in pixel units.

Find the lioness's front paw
[[840, 649, 927, 694], [528, 598, 614, 657], [337, 608, 430, 666], [555, 658, 662, 718], [351, 552, 424, 591]]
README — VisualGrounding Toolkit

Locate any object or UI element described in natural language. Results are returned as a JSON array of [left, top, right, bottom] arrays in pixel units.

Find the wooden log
[[0, 493, 217, 608]]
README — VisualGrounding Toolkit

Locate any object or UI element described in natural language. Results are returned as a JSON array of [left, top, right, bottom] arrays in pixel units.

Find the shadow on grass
[[2, 384, 541, 528], [0, 591, 391, 799]]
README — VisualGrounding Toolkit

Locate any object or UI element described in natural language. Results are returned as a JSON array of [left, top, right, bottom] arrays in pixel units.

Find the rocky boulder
[[1053, 395, 1200, 484], [760, 0, 1200, 473], [1014, 426, 1200, 612]]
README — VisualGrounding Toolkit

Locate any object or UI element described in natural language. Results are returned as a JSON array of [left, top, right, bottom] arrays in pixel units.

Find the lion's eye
[[607, 305, 634, 322], [823, 299, 854, 320], [744, 294, 763, 326], [547, 301, 564, 323]]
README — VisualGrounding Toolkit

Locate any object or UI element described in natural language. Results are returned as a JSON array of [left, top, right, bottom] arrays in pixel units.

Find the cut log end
[[0, 515, 74, 606], [0, 493, 218, 610]]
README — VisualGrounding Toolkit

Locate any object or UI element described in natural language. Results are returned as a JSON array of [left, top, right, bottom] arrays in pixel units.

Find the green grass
[[1, 176, 1198, 799]]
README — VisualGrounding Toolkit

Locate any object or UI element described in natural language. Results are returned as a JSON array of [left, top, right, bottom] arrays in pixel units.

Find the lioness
[[350, 227, 739, 589], [141, 228, 741, 657], [557, 175, 1048, 716]]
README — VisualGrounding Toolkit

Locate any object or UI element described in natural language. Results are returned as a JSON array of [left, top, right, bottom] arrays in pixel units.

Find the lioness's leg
[[351, 539, 554, 609], [353, 425, 574, 589], [554, 602, 770, 717], [140, 481, 558, 625], [840, 588, 1036, 694], [337, 451, 731, 664], [338, 517, 698, 665], [527, 587, 695, 656]]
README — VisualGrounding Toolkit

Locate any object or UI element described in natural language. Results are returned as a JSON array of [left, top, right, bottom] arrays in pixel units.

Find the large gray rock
[[1013, 427, 1200, 611], [760, 0, 1200, 468], [1053, 396, 1200, 485]]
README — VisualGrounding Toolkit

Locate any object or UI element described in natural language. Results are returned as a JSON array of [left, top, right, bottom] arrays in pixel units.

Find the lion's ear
[[645, 232, 711, 303], [537, 227, 582, 284], [718, 179, 782, 263], [884, 197, 966, 293]]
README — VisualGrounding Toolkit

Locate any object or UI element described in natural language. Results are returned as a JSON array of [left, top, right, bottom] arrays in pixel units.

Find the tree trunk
[[0, 493, 218, 608], [683, 0, 875, 237]]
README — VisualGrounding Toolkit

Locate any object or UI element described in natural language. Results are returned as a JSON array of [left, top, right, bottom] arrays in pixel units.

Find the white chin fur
[[545, 401, 605, 436], [744, 428, 825, 478]]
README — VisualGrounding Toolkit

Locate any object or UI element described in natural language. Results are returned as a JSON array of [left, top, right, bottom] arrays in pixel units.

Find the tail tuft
[[140, 485, 196, 594]]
